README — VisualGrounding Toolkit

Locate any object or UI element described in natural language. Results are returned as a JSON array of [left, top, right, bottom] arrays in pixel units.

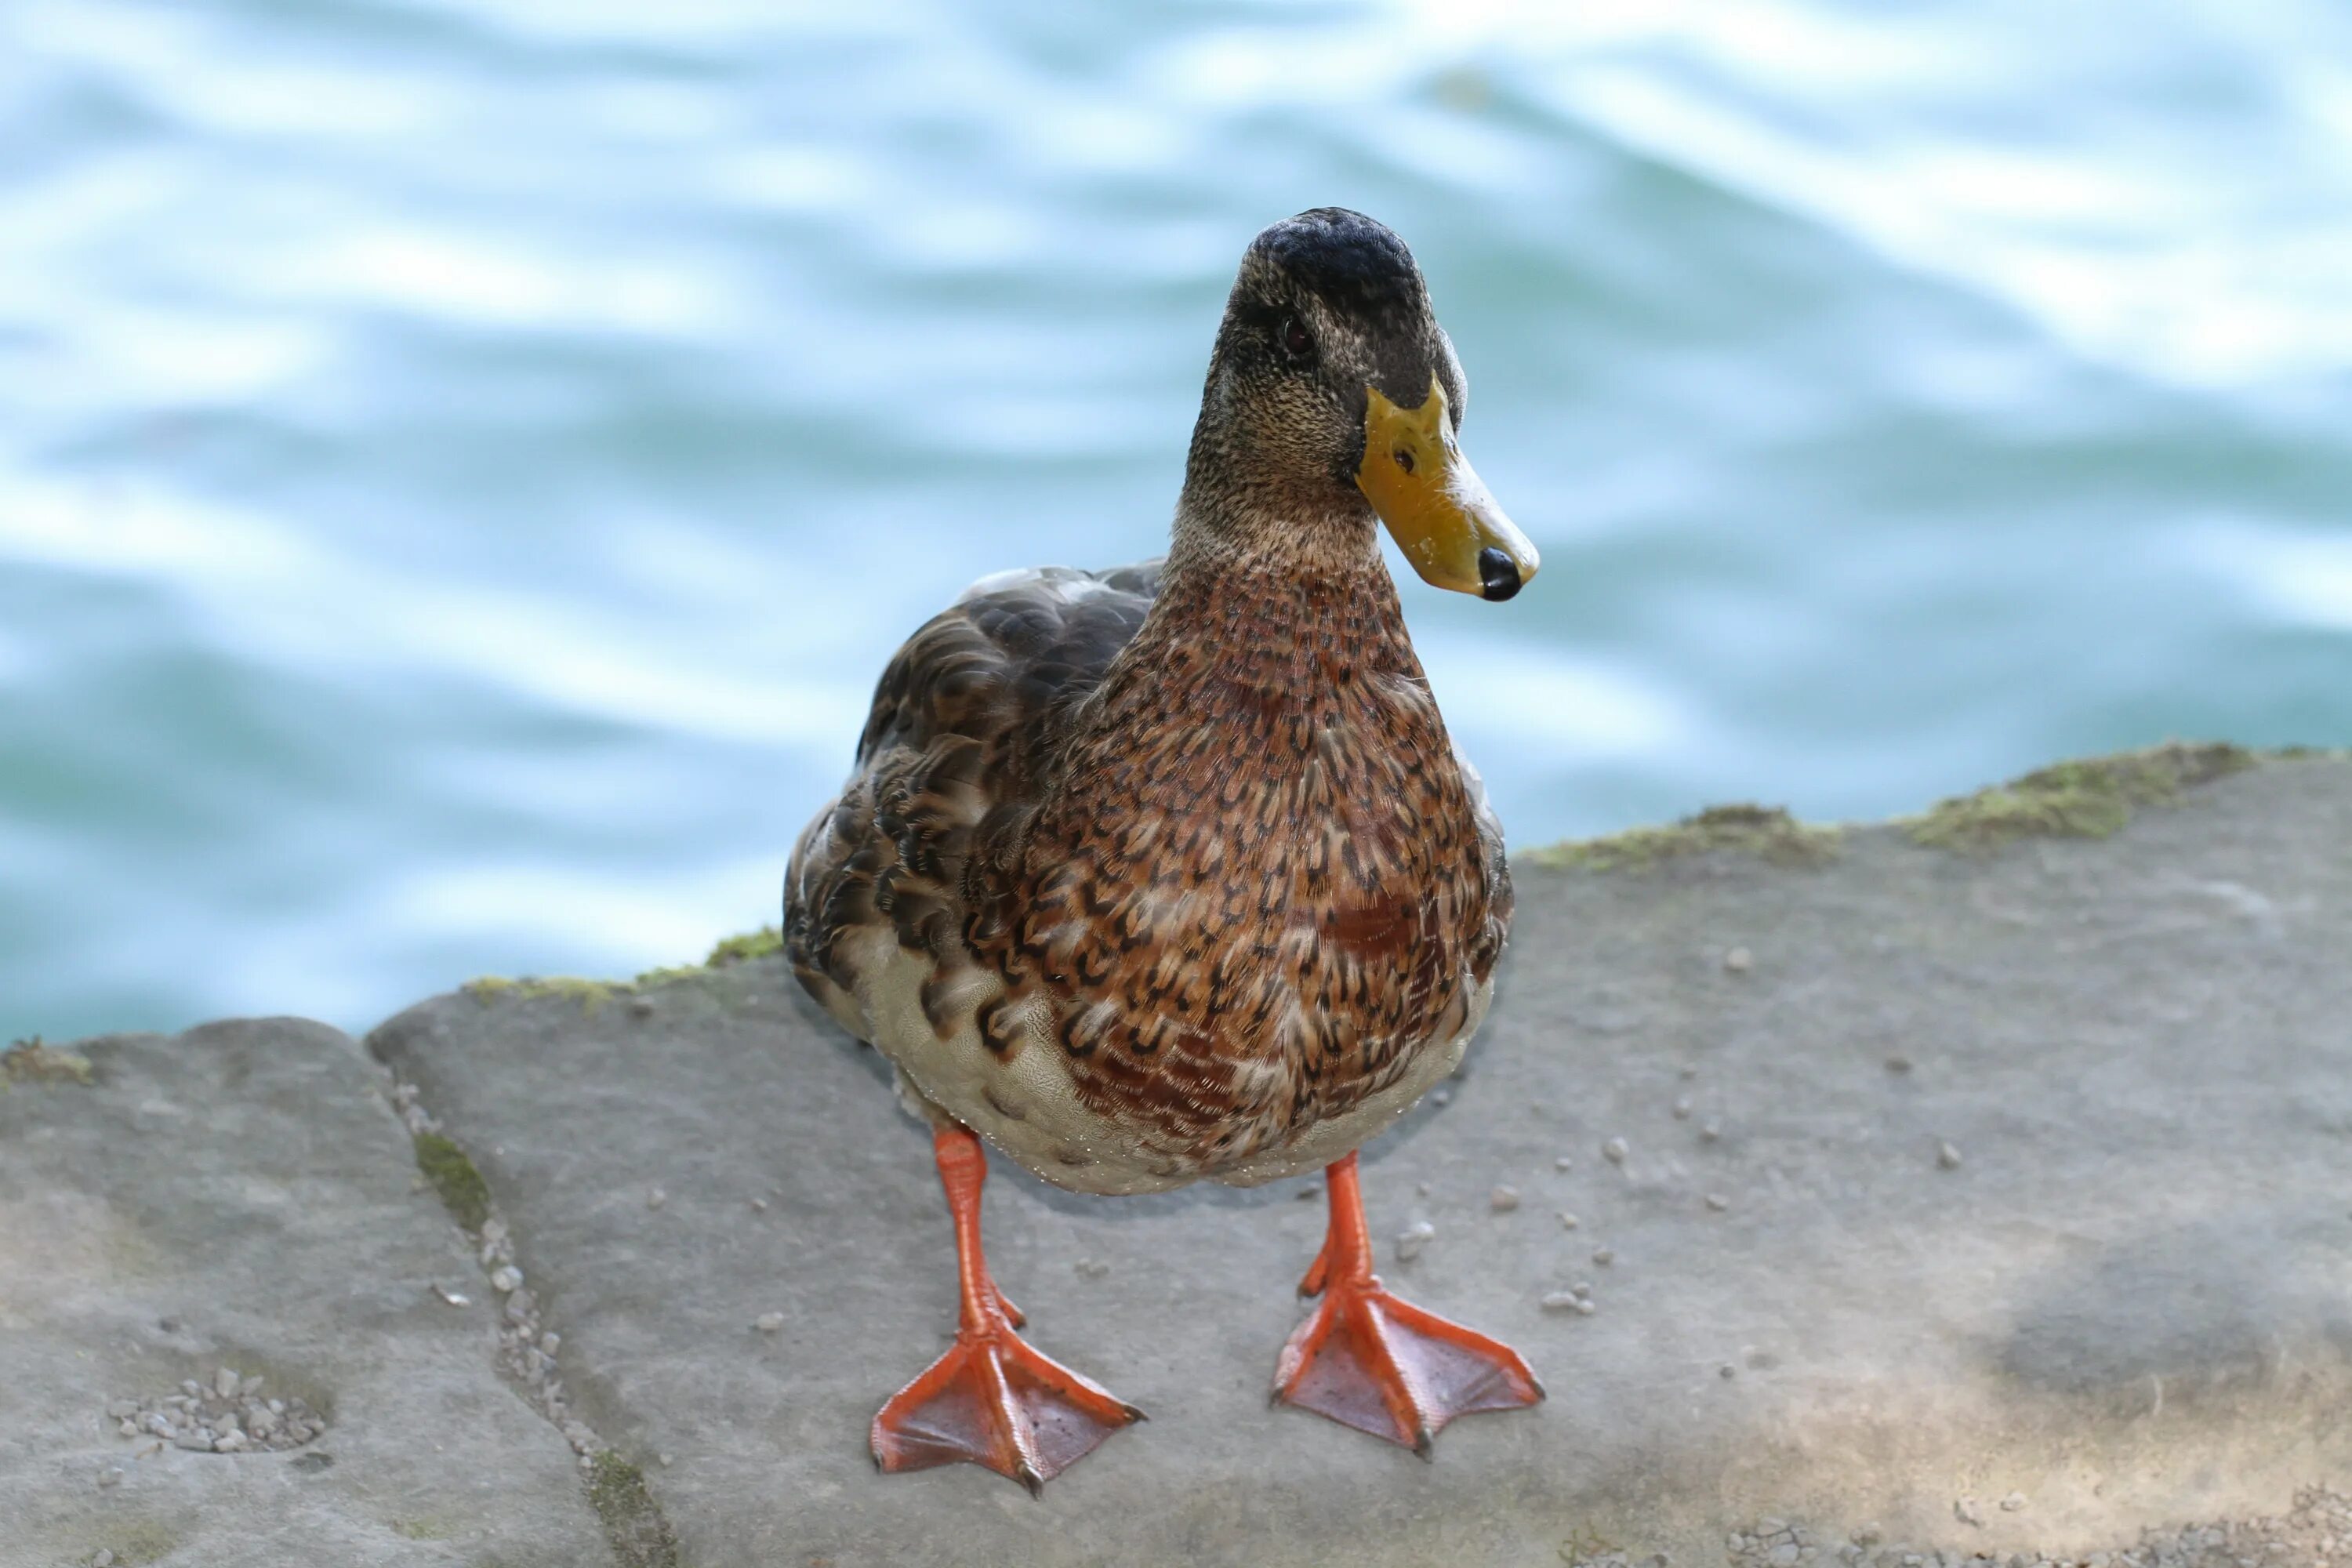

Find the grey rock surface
[[0, 1019, 614, 1568], [360, 757, 2352, 1568]]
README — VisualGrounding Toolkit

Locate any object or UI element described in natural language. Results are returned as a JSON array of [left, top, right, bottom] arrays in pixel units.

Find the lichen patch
[[462, 924, 786, 1013], [586, 1451, 682, 1568], [412, 1132, 492, 1234], [1904, 741, 2257, 855], [2, 1038, 94, 1086], [1527, 804, 1841, 874]]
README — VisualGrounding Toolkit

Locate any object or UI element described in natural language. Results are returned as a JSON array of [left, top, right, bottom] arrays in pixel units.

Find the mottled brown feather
[[788, 207, 1518, 1191], [785, 548, 1512, 1187]]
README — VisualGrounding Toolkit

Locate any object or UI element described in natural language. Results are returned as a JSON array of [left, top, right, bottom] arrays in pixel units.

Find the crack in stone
[[387, 1077, 682, 1568]]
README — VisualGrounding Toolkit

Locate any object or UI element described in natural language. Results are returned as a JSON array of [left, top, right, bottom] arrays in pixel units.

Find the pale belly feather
[[841, 925, 1493, 1197]]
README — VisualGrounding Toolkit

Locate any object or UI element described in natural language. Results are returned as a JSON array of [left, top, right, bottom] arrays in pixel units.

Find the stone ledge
[[0, 1020, 615, 1568], [6, 753, 2350, 1567]]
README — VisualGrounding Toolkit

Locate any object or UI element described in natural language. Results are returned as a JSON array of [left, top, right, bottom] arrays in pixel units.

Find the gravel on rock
[[107, 1371, 325, 1455]]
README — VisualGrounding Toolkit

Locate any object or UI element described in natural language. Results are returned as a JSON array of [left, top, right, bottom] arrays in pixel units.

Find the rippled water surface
[[5, 0, 2349, 1041]]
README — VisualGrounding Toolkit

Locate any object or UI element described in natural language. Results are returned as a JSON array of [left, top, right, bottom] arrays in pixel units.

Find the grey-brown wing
[[784, 561, 1163, 1033], [1454, 740, 1514, 946]]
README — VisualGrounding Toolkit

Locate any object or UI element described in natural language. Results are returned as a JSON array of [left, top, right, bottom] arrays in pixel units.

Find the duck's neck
[[1098, 496, 1430, 728]]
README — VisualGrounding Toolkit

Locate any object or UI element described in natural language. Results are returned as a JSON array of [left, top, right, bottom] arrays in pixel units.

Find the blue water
[[4, 0, 2349, 1044]]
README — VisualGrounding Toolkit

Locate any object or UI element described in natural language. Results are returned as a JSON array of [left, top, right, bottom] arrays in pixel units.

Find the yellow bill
[[1355, 376, 1538, 601]]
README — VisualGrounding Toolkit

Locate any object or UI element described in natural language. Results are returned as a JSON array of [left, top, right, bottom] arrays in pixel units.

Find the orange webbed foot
[[1272, 1272, 1543, 1454], [1272, 1153, 1542, 1454], [870, 1307, 1143, 1493], [872, 1126, 1140, 1494]]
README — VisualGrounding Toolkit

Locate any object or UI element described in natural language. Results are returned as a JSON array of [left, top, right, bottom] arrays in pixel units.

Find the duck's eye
[[1280, 315, 1313, 360]]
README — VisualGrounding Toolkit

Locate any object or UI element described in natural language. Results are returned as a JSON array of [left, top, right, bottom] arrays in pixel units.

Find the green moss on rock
[[702, 925, 782, 967], [1528, 804, 1842, 874], [464, 924, 786, 1014], [412, 1131, 492, 1233], [1905, 741, 2257, 854], [461, 975, 623, 1014], [585, 1451, 681, 1568], [2, 1037, 94, 1086]]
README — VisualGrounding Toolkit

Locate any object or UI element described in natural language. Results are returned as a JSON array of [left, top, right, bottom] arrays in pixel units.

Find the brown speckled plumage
[[785, 209, 1515, 1196], [792, 210, 1547, 1488]]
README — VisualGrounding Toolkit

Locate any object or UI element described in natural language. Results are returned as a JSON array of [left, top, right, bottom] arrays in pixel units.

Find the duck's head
[[1182, 207, 1538, 602]]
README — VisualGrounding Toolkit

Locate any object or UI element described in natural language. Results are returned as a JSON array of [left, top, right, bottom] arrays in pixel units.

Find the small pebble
[[753, 1312, 786, 1333], [213, 1430, 248, 1454], [1556, 1210, 1580, 1230], [1592, 1247, 1615, 1266], [490, 1266, 523, 1294], [172, 1432, 214, 1452], [1415, 1181, 1430, 1197], [541, 1332, 561, 1356], [1999, 1492, 2026, 1512], [1937, 1140, 1963, 1170], [1706, 1192, 1730, 1211], [96, 1466, 124, 1489], [431, 1282, 470, 1308], [1955, 1497, 1984, 1526], [1074, 1258, 1111, 1279], [659, 1453, 674, 1468], [1672, 1096, 1693, 1120], [1723, 946, 1754, 974], [93, 1553, 116, 1568], [1430, 1088, 1451, 1107], [1489, 1185, 1519, 1213], [647, 1187, 667, 1210], [106, 1399, 138, 1420], [1700, 1119, 1722, 1142], [749, 1197, 769, 1212], [1296, 1181, 1319, 1200], [1886, 1054, 1913, 1074], [1719, 1364, 1737, 1379], [1540, 1290, 1595, 1315], [1394, 1220, 1436, 1263], [214, 1367, 240, 1399], [1553, 1155, 1573, 1171], [1602, 1137, 1628, 1165]]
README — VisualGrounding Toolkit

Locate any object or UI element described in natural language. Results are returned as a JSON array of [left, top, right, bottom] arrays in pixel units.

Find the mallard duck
[[785, 207, 1543, 1492]]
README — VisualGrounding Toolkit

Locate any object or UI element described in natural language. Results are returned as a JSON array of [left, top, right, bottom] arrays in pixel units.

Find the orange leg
[[1272, 1151, 1543, 1454], [870, 1126, 1143, 1494]]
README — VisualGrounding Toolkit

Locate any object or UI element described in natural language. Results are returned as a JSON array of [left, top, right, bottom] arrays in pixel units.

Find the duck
[[784, 206, 1544, 1493]]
